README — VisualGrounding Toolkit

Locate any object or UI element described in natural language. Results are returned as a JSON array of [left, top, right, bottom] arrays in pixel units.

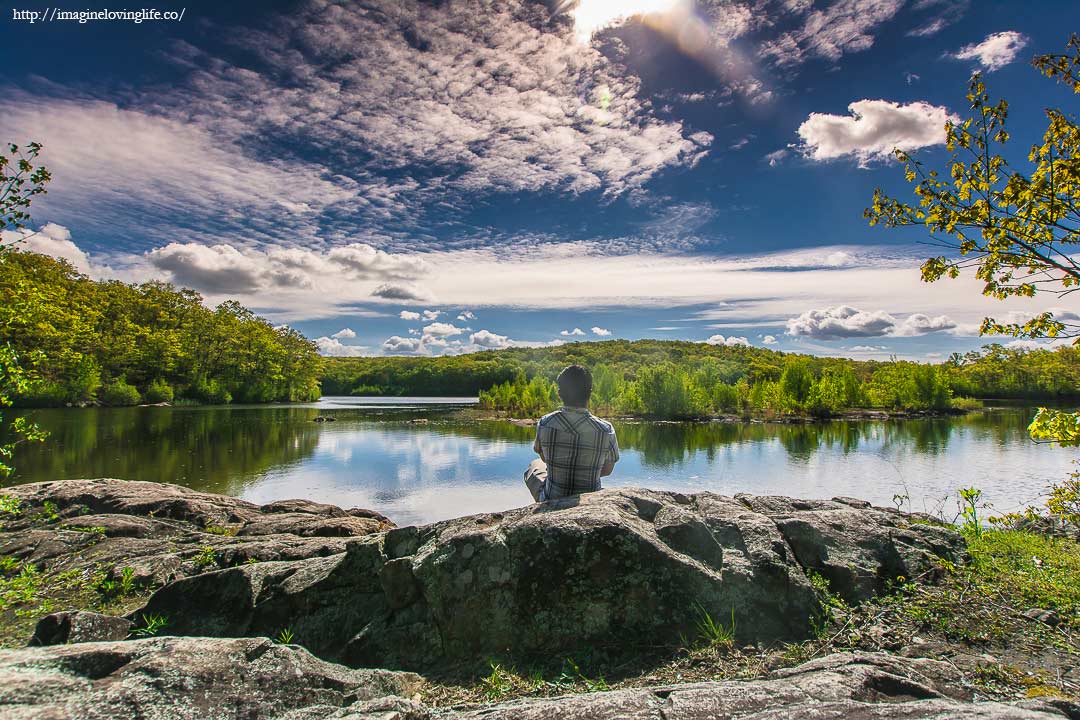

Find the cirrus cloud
[[950, 31, 1028, 71]]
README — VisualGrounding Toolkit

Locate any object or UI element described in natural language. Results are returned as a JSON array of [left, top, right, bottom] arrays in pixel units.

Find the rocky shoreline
[[0, 479, 1076, 719]]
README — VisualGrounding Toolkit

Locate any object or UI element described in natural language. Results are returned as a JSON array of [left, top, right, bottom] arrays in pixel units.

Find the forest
[[1, 251, 321, 406], [6, 249, 1078, 418], [321, 339, 1080, 419]]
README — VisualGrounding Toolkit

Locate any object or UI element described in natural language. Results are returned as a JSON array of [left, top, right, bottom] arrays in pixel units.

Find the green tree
[[867, 35, 1080, 501], [0, 142, 51, 475]]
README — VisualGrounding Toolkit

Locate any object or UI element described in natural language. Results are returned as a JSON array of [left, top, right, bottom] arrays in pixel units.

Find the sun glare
[[571, 0, 682, 42]]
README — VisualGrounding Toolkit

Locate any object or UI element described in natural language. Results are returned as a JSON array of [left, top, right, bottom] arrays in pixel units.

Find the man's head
[[557, 365, 592, 408]]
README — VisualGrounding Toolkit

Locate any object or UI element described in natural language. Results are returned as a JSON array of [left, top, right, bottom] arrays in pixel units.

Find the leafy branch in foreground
[[867, 35, 1080, 525], [867, 35, 1080, 343]]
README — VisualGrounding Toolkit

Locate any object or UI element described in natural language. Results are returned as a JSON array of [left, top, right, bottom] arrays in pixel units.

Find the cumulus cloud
[[331, 327, 356, 339], [457, 310, 476, 321], [705, 334, 750, 346], [316, 336, 368, 356], [422, 322, 469, 338], [422, 310, 442, 321], [382, 335, 425, 354], [591, 326, 612, 336], [146, 241, 426, 296], [762, 335, 778, 345], [561, 328, 586, 336], [786, 305, 956, 339], [399, 311, 421, 320], [951, 31, 1028, 71], [470, 330, 513, 349], [797, 100, 957, 165], [893, 313, 957, 336], [2, 223, 97, 275], [371, 282, 436, 303]]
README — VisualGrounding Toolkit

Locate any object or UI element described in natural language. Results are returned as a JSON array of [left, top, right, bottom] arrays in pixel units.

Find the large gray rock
[[0, 479, 393, 591], [29, 611, 132, 646], [0, 643, 1070, 719], [0, 636, 421, 720], [137, 489, 964, 671], [447, 653, 1075, 719]]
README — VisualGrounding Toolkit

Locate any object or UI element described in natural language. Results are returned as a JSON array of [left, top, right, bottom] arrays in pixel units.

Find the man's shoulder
[[589, 414, 616, 434], [537, 410, 564, 426]]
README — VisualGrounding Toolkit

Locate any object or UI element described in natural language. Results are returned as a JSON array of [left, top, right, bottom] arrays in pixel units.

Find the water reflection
[[5, 402, 1075, 526]]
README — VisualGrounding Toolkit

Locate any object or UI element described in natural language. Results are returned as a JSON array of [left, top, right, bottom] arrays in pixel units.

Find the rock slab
[[137, 488, 964, 671], [0, 642, 1072, 720]]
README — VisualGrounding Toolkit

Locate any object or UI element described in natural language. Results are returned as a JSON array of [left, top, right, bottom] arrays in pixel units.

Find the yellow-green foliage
[[0, 252, 322, 407]]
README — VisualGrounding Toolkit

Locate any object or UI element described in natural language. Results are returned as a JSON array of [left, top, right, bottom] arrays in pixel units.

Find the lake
[[5, 397, 1076, 526]]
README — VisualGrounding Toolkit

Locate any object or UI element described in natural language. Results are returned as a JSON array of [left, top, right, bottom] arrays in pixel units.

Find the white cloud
[[764, 148, 789, 167], [331, 327, 356, 339], [382, 335, 425, 354], [893, 312, 957, 336], [399, 311, 421, 320], [457, 310, 477, 321], [705, 334, 750, 346], [146, 241, 426, 295], [797, 100, 958, 165], [786, 305, 957, 339], [591, 326, 612, 336], [561, 328, 586, 336], [760, 0, 905, 67], [951, 31, 1028, 71], [762, 335, 778, 345], [0, 95, 367, 249], [2, 223, 97, 275], [316, 336, 368, 357], [1004, 338, 1074, 351], [422, 322, 469, 338], [470, 329, 513, 349], [422, 310, 442, 321]]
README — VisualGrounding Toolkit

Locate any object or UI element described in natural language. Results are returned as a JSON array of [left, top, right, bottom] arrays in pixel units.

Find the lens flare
[[570, 0, 681, 42]]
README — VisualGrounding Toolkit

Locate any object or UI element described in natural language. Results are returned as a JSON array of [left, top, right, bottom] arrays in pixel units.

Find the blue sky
[[2, 0, 1078, 359]]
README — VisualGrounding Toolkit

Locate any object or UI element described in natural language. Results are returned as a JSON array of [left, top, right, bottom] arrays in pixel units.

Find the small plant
[[67, 525, 107, 541], [202, 524, 238, 537], [275, 627, 296, 645], [118, 567, 137, 595], [130, 613, 169, 637], [808, 571, 849, 639], [563, 657, 608, 692], [33, 501, 59, 523], [0, 495, 21, 517], [480, 659, 513, 701], [958, 487, 985, 538], [693, 603, 735, 649], [0, 556, 18, 575], [891, 493, 910, 512], [193, 546, 217, 570]]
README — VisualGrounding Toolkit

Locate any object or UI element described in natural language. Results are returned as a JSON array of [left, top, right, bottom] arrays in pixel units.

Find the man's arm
[[599, 429, 619, 477], [533, 428, 546, 462]]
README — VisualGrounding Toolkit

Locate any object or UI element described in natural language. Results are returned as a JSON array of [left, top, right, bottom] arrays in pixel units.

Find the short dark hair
[[557, 365, 592, 407]]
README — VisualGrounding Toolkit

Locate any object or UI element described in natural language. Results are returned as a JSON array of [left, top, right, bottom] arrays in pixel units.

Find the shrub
[[143, 379, 174, 403], [100, 378, 141, 406]]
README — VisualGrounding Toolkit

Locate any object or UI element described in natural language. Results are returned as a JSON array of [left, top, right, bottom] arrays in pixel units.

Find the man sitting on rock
[[524, 364, 620, 502]]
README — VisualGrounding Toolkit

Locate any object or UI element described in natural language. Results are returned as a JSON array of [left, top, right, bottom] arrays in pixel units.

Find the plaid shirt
[[533, 406, 619, 498]]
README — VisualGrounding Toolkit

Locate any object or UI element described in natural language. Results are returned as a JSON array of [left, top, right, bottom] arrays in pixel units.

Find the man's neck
[[561, 405, 589, 412]]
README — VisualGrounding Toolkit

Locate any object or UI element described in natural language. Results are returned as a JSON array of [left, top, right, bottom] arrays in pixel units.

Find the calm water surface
[[6, 397, 1076, 526]]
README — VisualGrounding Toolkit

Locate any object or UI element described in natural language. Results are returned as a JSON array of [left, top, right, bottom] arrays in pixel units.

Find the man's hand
[[600, 460, 615, 477]]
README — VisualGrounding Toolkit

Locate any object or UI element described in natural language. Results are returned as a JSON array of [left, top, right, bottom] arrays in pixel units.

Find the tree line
[[322, 340, 1080, 420], [1, 251, 321, 407]]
